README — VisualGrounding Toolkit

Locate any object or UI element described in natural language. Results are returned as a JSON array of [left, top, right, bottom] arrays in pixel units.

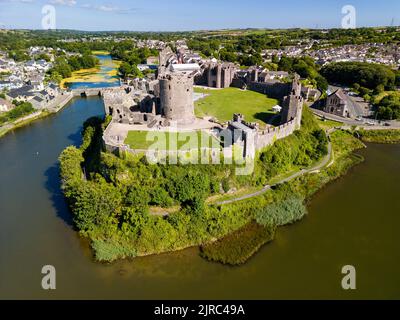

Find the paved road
[[214, 134, 333, 206], [312, 108, 400, 129]]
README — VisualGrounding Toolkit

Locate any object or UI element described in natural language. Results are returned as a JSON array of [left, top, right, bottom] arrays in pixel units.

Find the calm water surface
[[0, 96, 399, 299]]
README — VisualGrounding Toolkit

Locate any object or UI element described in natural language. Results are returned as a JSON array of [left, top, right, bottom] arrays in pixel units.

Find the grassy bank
[[0, 110, 51, 138], [357, 129, 400, 144]]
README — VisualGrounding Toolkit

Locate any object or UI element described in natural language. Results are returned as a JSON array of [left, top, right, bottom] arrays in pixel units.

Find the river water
[[1, 71, 400, 299], [64, 54, 121, 89]]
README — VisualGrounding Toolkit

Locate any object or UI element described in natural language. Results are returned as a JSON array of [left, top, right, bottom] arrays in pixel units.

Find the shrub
[[256, 195, 308, 227], [358, 129, 400, 144], [91, 238, 137, 262], [200, 222, 275, 265]]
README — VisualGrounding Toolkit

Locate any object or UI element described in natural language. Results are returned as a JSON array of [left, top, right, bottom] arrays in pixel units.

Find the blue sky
[[0, 0, 399, 31]]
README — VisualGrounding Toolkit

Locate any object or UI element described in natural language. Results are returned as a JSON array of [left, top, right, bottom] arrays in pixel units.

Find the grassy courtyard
[[194, 87, 278, 126], [124, 130, 220, 151]]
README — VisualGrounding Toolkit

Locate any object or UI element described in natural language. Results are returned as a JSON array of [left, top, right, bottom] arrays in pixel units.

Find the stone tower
[[159, 72, 196, 125], [281, 74, 303, 127]]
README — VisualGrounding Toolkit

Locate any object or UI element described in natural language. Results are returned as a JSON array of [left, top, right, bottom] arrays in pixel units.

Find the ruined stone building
[[281, 74, 303, 127], [195, 60, 236, 88], [103, 86, 160, 126], [103, 47, 199, 127], [224, 74, 305, 158], [103, 47, 306, 160], [158, 66, 197, 125]]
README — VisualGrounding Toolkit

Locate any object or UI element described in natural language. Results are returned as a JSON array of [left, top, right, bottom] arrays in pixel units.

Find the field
[[124, 130, 220, 151], [194, 87, 278, 127]]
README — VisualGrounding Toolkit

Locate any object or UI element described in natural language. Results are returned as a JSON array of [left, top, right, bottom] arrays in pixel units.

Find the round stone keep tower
[[159, 73, 196, 125]]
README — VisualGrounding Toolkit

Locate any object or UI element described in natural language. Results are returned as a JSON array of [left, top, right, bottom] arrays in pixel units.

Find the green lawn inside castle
[[194, 87, 278, 126], [123, 87, 279, 150], [59, 106, 364, 264]]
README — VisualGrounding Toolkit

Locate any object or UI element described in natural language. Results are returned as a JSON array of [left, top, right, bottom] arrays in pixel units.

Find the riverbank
[[0, 93, 73, 138], [357, 128, 400, 144], [0, 110, 50, 138]]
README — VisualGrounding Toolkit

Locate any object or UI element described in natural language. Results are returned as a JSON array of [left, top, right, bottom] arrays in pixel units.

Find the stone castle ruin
[[226, 75, 304, 158], [103, 47, 199, 128], [197, 60, 236, 89], [159, 72, 196, 125], [103, 47, 305, 159]]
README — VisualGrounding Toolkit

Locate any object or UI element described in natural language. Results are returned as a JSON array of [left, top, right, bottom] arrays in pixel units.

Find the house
[[27, 74, 45, 91], [0, 80, 12, 90], [7, 85, 35, 102], [0, 98, 13, 112], [30, 96, 46, 109], [0, 59, 8, 72], [324, 89, 366, 119], [24, 60, 51, 73], [46, 83, 59, 96], [0, 79, 24, 90]]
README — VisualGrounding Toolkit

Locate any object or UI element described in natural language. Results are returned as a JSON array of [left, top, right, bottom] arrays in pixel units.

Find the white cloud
[[97, 5, 118, 12], [80, 3, 138, 14], [50, 0, 77, 6], [0, 0, 34, 3]]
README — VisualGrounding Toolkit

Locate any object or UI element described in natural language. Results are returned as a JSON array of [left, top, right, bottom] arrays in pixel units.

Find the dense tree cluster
[[278, 55, 328, 92], [308, 27, 400, 46], [320, 62, 400, 119], [111, 43, 158, 78], [48, 54, 99, 82], [321, 62, 396, 90], [376, 92, 400, 120]]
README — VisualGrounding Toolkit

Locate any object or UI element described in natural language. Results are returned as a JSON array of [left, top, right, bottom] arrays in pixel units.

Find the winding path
[[214, 134, 333, 206]]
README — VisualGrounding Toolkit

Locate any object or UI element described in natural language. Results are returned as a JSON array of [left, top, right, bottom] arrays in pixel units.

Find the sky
[[0, 0, 399, 31]]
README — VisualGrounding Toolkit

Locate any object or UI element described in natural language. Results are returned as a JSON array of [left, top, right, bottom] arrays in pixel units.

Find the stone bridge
[[71, 86, 121, 97]]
